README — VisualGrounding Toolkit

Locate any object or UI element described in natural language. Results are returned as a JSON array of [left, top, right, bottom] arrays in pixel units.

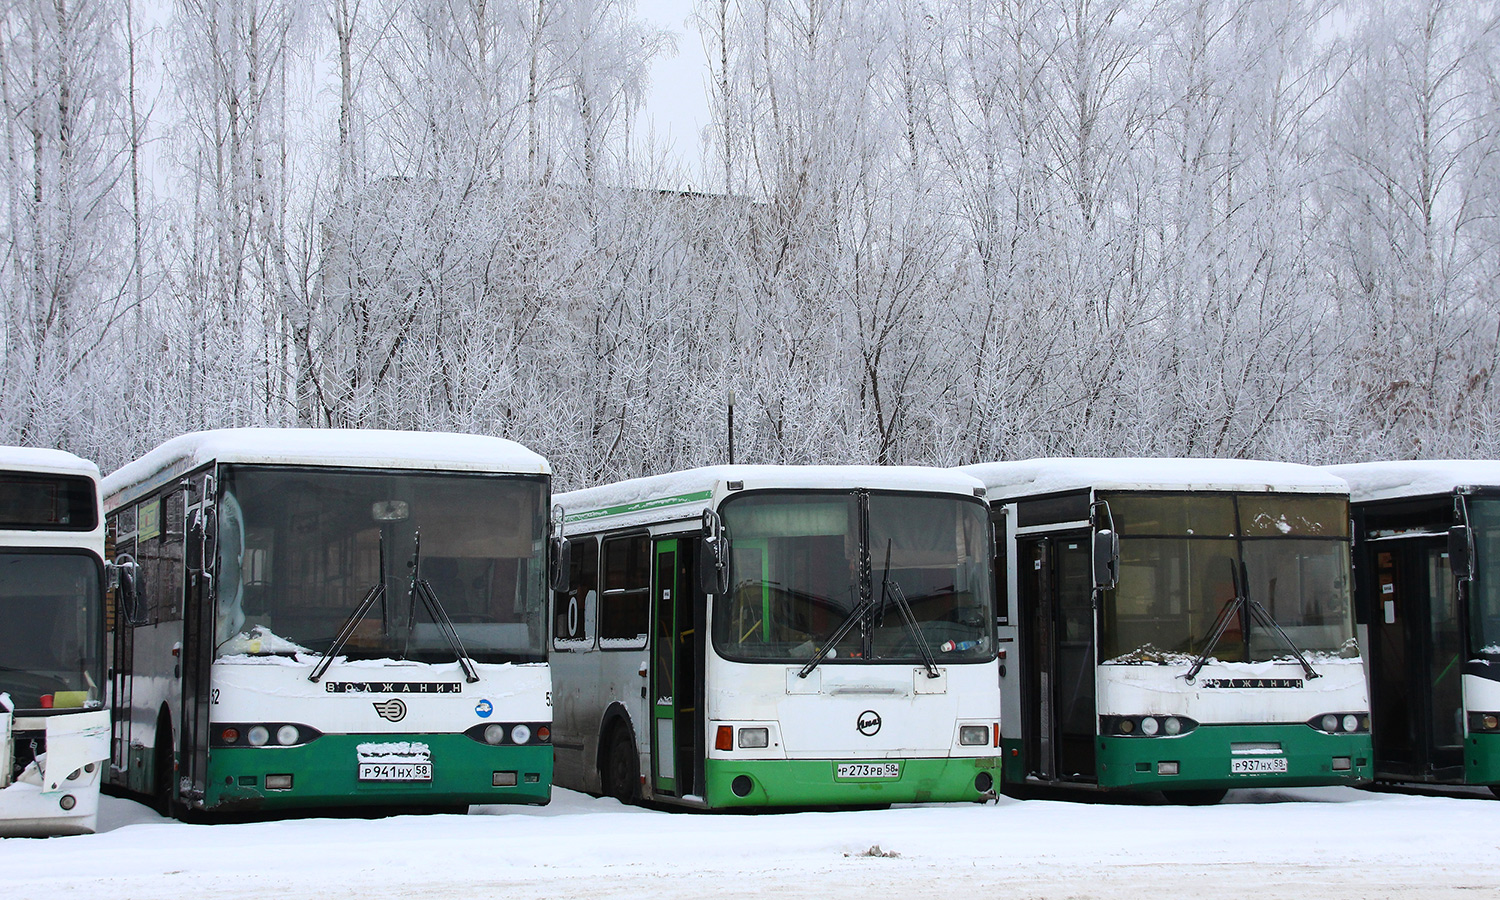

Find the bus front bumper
[[702, 756, 999, 808], [203, 733, 552, 811]]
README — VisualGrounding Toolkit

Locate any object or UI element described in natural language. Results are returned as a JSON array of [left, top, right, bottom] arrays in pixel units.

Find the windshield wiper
[[405, 530, 480, 684], [1184, 561, 1319, 683], [876, 540, 940, 679], [798, 588, 868, 679], [309, 532, 388, 684], [1243, 573, 1319, 681]]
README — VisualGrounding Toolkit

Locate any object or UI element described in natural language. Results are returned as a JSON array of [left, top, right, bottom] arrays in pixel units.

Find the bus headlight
[[511, 724, 532, 745], [276, 725, 299, 746], [247, 725, 270, 747], [1163, 717, 1182, 736], [738, 727, 769, 749], [484, 724, 506, 745], [1468, 712, 1500, 733], [959, 725, 990, 746], [1140, 717, 1160, 736], [1310, 713, 1369, 734]]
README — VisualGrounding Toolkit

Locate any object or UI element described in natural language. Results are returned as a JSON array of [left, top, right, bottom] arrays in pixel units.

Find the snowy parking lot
[[2, 786, 1495, 900]]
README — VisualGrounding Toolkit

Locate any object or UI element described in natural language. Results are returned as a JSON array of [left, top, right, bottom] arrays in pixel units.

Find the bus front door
[[1019, 534, 1098, 784], [1370, 539, 1463, 782], [650, 538, 704, 799], [177, 477, 216, 808]]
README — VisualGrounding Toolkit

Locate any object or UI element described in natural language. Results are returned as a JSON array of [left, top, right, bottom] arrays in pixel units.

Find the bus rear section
[[0, 450, 110, 836], [103, 429, 554, 816], [551, 466, 1001, 810]]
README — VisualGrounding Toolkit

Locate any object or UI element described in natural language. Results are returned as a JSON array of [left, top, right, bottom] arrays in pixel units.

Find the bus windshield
[[1101, 492, 1355, 665], [215, 465, 549, 664], [1467, 497, 1500, 660], [712, 491, 993, 665], [0, 552, 104, 711]]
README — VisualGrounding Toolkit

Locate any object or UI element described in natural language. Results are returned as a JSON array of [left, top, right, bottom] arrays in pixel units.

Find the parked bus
[[550, 466, 1000, 809], [0, 448, 110, 836], [102, 429, 554, 816], [960, 459, 1371, 804], [1326, 461, 1500, 796]]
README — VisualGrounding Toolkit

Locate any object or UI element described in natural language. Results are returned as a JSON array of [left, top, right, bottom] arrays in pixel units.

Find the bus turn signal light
[[716, 726, 733, 751]]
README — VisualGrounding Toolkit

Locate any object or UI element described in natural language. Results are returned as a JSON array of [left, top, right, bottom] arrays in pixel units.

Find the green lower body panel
[[702, 756, 999, 808], [1467, 731, 1500, 786], [202, 734, 552, 811], [1096, 724, 1371, 791], [1002, 727, 1372, 793]]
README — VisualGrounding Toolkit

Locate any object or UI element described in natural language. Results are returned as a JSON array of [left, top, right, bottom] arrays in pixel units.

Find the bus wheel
[[152, 722, 175, 818], [1163, 789, 1227, 806], [603, 727, 639, 806]]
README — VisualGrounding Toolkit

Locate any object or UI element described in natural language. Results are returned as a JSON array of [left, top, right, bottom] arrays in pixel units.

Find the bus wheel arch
[[597, 705, 640, 805]]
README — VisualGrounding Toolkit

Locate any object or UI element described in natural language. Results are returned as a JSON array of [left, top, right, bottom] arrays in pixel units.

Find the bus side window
[[141, 491, 185, 624], [599, 534, 649, 649], [553, 537, 598, 650]]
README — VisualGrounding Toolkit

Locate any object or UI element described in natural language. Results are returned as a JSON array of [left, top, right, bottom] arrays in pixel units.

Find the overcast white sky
[[635, 0, 712, 187]]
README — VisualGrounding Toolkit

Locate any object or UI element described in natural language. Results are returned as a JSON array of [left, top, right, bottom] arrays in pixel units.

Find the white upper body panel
[[103, 428, 549, 510], [960, 458, 1347, 501], [1324, 460, 1500, 504], [558, 465, 988, 533]]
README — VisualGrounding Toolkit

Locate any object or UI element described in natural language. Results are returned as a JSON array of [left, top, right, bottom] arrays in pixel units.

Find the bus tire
[[1163, 789, 1226, 806], [152, 716, 175, 818], [602, 726, 639, 806]]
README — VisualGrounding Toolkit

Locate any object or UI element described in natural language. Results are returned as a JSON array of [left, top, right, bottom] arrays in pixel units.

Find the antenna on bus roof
[[728, 387, 736, 466]]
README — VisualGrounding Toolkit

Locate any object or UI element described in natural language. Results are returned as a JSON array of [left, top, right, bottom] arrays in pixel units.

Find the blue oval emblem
[[475, 699, 493, 718]]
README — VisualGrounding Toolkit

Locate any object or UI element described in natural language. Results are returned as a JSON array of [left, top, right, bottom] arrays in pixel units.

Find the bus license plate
[[836, 762, 901, 780], [358, 762, 433, 782], [1230, 757, 1287, 774]]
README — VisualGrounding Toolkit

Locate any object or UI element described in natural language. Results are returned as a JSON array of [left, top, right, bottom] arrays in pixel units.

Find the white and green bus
[[550, 466, 1000, 809], [961, 459, 1371, 804], [1327, 461, 1500, 796], [0, 448, 110, 836], [102, 429, 554, 816]]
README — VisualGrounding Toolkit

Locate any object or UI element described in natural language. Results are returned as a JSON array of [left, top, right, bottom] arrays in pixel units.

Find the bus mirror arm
[[698, 509, 729, 595], [1449, 524, 1474, 583], [1089, 500, 1119, 592], [550, 536, 572, 593]]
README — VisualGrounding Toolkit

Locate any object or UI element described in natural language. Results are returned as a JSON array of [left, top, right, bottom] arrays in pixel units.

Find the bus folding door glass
[[867, 494, 992, 660], [1240, 539, 1354, 660], [600, 535, 649, 648], [215, 467, 549, 662], [554, 537, 598, 650], [1102, 536, 1237, 663], [0, 552, 102, 710], [993, 525, 1009, 625], [1468, 499, 1500, 659], [1427, 549, 1462, 753], [714, 494, 857, 662]]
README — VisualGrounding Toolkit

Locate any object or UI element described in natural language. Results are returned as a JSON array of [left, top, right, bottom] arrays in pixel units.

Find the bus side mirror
[[1093, 529, 1120, 591], [113, 556, 145, 626], [698, 509, 729, 596], [550, 536, 572, 593], [185, 508, 206, 571], [1449, 525, 1474, 582]]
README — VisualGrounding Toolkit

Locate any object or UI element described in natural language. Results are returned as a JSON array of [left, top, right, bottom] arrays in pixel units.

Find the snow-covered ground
[[3, 787, 1494, 899]]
